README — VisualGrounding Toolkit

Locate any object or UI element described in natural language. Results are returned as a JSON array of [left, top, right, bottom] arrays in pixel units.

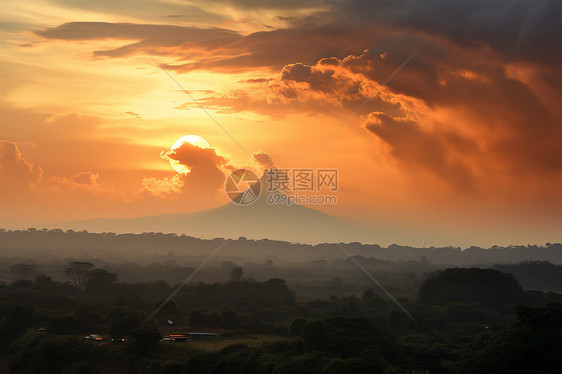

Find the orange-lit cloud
[[28, 1, 562, 197], [33, 0, 561, 198], [145, 142, 233, 197], [1, 0, 561, 245], [365, 113, 479, 193], [173, 34, 561, 193], [141, 174, 184, 197], [50, 171, 113, 196], [35, 21, 382, 73], [252, 150, 276, 170], [0, 140, 42, 194], [161, 141, 231, 176]]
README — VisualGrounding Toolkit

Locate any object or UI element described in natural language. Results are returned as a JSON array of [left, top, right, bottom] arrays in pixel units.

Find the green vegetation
[[1, 231, 561, 373], [0, 261, 561, 373]]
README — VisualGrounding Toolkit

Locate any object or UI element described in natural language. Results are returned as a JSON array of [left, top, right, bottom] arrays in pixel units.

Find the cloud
[[175, 55, 397, 118], [50, 171, 109, 195], [185, 28, 562, 190], [144, 142, 232, 197], [124, 111, 140, 118], [252, 150, 276, 169], [35, 22, 237, 42], [365, 113, 479, 193], [336, 0, 562, 67], [35, 21, 379, 72], [31, 1, 562, 198], [45, 0, 225, 26], [35, 1, 562, 76], [281, 63, 312, 82], [35, 22, 241, 58], [161, 142, 230, 175], [0, 141, 42, 193], [141, 174, 184, 197], [194, 0, 327, 11], [145, 144, 274, 199]]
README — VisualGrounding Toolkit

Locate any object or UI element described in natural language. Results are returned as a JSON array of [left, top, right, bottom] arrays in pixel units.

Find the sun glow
[[168, 135, 211, 174], [171, 135, 211, 151]]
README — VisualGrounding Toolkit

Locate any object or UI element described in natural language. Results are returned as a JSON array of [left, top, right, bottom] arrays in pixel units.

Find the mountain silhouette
[[58, 171, 401, 244]]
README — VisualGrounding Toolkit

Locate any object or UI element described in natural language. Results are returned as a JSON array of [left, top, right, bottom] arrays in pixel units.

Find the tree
[[188, 311, 206, 328], [457, 303, 562, 372], [301, 320, 329, 350], [418, 268, 524, 309], [207, 313, 223, 328], [64, 261, 95, 291], [289, 318, 307, 336], [361, 288, 375, 302], [34, 274, 55, 293], [330, 276, 344, 288], [0, 306, 33, 349], [9, 263, 37, 280], [302, 317, 400, 366], [84, 268, 117, 294], [229, 265, 244, 282], [221, 310, 240, 329]]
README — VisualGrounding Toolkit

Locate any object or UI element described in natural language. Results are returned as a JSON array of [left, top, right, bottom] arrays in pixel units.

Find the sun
[[168, 135, 211, 174], [171, 135, 211, 151]]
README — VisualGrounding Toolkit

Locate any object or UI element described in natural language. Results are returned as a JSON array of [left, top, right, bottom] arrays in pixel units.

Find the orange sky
[[1, 0, 561, 247]]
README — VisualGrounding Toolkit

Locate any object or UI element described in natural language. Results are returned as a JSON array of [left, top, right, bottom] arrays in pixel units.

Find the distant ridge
[[58, 192, 382, 244], [57, 171, 408, 244]]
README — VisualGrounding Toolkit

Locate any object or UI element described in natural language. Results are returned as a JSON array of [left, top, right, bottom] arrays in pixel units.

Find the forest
[[1, 230, 561, 373]]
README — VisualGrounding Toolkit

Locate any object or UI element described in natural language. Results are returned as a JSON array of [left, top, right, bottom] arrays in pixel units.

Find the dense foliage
[[0, 261, 561, 373]]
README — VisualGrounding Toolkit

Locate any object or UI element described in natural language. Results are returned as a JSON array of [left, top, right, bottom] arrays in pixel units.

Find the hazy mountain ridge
[[54, 182, 406, 245], [1, 228, 561, 265]]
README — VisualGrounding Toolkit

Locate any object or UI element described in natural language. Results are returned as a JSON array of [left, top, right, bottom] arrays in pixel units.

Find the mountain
[[57, 174, 392, 244]]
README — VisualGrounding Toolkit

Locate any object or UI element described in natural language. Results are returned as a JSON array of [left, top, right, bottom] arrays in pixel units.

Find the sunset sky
[[1, 0, 561, 246]]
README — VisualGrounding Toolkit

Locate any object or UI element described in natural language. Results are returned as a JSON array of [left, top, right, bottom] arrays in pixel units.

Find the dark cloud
[[199, 0, 326, 10], [365, 113, 479, 193], [157, 24, 379, 73], [36, 1, 561, 73], [34, 1, 562, 192], [336, 0, 562, 67], [35, 22, 240, 58], [189, 33, 562, 190], [35, 22, 235, 41], [36, 22, 380, 71], [148, 142, 231, 197], [281, 63, 312, 81]]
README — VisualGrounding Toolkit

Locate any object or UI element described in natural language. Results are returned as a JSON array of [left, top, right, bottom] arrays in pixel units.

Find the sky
[[1, 0, 561, 246]]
